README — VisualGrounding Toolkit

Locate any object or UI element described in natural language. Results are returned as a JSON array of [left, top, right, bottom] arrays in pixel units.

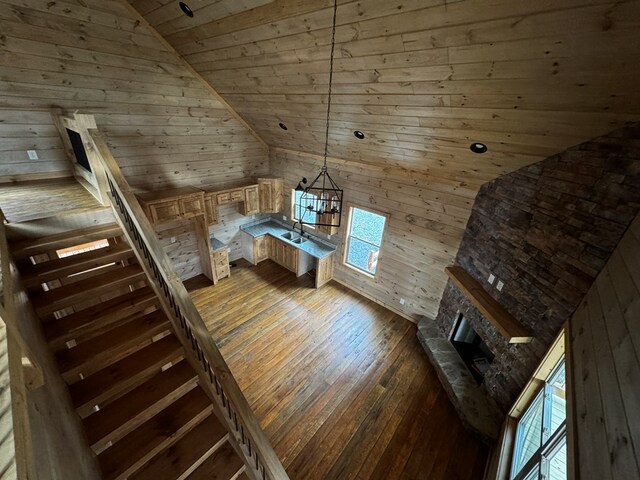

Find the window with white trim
[[344, 206, 386, 276], [511, 356, 567, 480]]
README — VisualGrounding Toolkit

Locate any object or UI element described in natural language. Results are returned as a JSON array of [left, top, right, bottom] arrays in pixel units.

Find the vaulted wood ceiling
[[131, 0, 640, 185]]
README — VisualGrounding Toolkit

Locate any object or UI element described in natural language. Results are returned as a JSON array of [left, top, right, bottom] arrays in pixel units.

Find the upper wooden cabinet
[[138, 187, 205, 225], [258, 178, 283, 213], [204, 193, 218, 225], [243, 185, 260, 216]]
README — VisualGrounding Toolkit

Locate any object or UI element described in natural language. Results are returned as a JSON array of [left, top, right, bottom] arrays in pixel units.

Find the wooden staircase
[[11, 220, 247, 480]]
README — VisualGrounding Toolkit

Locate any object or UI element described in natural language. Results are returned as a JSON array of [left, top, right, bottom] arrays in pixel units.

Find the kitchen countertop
[[209, 236, 226, 251], [240, 219, 337, 259]]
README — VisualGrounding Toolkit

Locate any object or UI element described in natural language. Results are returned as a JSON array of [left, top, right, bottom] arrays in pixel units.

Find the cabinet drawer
[[179, 195, 204, 218], [216, 192, 231, 204], [230, 189, 244, 202], [213, 249, 230, 278], [149, 200, 180, 224]]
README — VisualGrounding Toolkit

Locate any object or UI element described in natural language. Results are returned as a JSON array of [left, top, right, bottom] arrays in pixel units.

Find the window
[[292, 189, 316, 226], [344, 206, 386, 276], [511, 356, 567, 480]]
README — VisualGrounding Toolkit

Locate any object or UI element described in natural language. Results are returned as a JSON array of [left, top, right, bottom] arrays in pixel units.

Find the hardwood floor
[[186, 260, 488, 480], [0, 178, 99, 223]]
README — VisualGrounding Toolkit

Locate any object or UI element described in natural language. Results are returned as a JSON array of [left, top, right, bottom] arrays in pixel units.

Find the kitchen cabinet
[[137, 187, 205, 225], [242, 185, 260, 215], [254, 235, 270, 263], [258, 178, 283, 213], [315, 253, 334, 287], [213, 248, 230, 281], [216, 187, 244, 205], [316, 213, 339, 235], [272, 237, 298, 273], [204, 193, 218, 225]]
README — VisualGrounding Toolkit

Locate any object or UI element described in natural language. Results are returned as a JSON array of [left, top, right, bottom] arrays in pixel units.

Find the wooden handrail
[[86, 128, 288, 480]]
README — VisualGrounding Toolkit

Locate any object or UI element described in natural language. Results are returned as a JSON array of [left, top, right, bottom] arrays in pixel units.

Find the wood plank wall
[[569, 213, 640, 479], [270, 149, 477, 320], [131, 0, 640, 181], [0, 0, 268, 187], [0, 0, 270, 280]]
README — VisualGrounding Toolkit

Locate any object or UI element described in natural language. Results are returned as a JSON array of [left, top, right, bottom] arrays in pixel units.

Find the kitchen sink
[[293, 237, 308, 244], [281, 232, 298, 240]]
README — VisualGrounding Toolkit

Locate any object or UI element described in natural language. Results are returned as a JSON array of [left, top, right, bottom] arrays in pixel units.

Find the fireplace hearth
[[417, 316, 503, 444]]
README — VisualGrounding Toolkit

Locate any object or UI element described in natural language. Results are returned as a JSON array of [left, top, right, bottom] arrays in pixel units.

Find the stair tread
[[130, 413, 229, 480], [11, 222, 122, 260], [83, 359, 197, 448], [20, 243, 133, 287], [44, 286, 157, 347], [70, 335, 182, 417], [98, 387, 215, 480], [56, 310, 171, 379], [33, 264, 145, 317], [187, 441, 245, 480]]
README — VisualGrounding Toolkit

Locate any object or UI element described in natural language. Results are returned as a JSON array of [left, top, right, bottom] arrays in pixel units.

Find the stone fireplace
[[418, 125, 640, 444]]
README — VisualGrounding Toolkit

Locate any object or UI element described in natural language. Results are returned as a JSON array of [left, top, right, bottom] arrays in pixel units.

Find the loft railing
[[85, 127, 288, 480]]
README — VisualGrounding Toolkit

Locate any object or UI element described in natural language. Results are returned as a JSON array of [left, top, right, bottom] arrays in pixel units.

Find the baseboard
[[332, 277, 418, 324], [0, 172, 73, 185]]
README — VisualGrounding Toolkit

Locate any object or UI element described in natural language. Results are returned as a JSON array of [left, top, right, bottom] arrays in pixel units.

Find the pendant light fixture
[[296, 0, 343, 230]]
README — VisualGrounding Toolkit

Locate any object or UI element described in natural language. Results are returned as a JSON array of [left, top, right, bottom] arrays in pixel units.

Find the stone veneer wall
[[433, 124, 640, 413]]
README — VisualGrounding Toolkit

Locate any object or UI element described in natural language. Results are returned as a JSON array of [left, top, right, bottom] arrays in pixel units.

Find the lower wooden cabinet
[[272, 238, 298, 273], [213, 248, 230, 280], [315, 253, 334, 288], [254, 235, 270, 263]]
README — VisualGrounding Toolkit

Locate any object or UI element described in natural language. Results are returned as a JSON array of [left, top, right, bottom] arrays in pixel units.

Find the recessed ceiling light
[[470, 142, 488, 154], [179, 2, 194, 17], [278, 122, 288, 130], [354, 130, 365, 139]]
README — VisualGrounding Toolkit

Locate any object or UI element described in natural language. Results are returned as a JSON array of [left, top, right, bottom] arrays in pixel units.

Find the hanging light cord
[[322, 0, 338, 170]]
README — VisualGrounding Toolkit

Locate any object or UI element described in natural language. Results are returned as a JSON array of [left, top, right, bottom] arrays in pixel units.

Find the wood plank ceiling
[[128, 0, 640, 185]]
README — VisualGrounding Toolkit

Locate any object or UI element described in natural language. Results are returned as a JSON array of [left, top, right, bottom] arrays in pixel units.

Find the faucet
[[291, 220, 305, 237]]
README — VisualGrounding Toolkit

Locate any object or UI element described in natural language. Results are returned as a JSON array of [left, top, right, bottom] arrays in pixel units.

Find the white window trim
[[342, 204, 388, 279], [490, 329, 574, 480]]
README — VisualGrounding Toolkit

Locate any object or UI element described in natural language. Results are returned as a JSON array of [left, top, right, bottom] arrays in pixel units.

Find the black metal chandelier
[[296, 0, 343, 229]]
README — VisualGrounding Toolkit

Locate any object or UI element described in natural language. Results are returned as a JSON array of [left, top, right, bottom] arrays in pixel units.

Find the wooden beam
[[445, 265, 532, 344]]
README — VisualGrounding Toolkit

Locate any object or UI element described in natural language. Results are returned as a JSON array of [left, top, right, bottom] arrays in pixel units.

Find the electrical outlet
[[488, 274, 495, 285], [283, 215, 287, 221], [496, 280, 504, 292], [27, 150, 38, 160], [170, 236, 177, 244], [399, 298, 406, 305]]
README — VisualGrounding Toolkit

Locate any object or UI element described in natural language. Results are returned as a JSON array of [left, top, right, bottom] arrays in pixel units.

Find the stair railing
[[0, 207, 44, 480], [86, 129, 288, 480]]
